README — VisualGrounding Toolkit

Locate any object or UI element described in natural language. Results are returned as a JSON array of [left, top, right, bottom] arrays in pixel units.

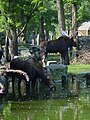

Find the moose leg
[[31, 81, 36, 95], [4, 76, 9, 94], [12, 75, 15, 96], [62, 52, 70, 65], [18, 78, 21, 97], [65, 52, 69, 65], [26, 81, 30, 96], [69, 47, 73, 60], [61, 53, 64, 64]]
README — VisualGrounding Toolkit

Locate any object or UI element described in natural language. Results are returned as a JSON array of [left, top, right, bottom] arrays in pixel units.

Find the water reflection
[[0, 91, 90, 120]]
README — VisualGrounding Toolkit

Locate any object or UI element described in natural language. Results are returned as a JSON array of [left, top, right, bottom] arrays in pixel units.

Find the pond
[[0, 87, 90, 120], [0, 64, 90, 120]]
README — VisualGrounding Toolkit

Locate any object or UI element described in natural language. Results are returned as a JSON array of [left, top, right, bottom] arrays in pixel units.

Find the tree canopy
[[0, 0, 90, 59]]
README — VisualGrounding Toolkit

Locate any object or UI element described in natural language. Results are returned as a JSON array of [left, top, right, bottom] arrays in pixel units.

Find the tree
[[56, 0, 65, 35], [0, 0, 42, 59], [77, 1, 90, 24], [64, 0, 78, 36], [64, 0, 90, 35], [0, 0, 90, 61], [72, 2, 77, 37]]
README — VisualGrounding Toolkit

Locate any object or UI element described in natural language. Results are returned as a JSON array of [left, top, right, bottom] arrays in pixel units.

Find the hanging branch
[[17, 3, 38, 38]]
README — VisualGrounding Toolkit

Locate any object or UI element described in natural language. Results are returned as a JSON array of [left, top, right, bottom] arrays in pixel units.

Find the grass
[[48, 54, 90, 73], [68, 64, 90, 74], [48, 54, 60, 61]]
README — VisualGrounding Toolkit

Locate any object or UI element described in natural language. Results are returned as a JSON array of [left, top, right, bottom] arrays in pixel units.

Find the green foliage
[[77, 1, 90, 24], [64, 0, 90, 27], [3, 102, 11, 120], [26, 0, 58, 39], [0, 0, 41, 31], [0, 0, 90, 38]]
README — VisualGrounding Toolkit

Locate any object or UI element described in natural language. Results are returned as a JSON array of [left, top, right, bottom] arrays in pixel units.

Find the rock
[[47, 64, 68, 80]]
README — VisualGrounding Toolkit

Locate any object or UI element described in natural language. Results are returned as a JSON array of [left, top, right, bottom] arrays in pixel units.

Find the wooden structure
[[78, 22, 90, 36]]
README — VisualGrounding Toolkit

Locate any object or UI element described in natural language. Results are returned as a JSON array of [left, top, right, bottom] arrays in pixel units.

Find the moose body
[[10, 57, 56, 96], [40, 36, 77, 65]]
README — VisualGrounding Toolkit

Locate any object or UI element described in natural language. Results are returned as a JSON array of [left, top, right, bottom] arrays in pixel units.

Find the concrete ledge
[[47, 63, 68, 71]]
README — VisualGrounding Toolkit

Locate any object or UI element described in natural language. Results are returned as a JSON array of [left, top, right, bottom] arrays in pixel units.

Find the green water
[[0, 90, 90, 120], [0, 64, 90, 120]]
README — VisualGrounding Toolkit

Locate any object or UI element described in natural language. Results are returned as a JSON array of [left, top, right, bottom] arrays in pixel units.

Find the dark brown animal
[[10, 57, 56, 96], [40, 36, 77, 65]]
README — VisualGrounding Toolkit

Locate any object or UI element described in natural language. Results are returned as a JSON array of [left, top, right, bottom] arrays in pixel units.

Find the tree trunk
[[56, 0, 66, 35], [39, 15, 45, 43], [5, 35, 10, 62], [9, 28, 18, 59], [46, 30, 49, 41], [72, 3, 77, 37]]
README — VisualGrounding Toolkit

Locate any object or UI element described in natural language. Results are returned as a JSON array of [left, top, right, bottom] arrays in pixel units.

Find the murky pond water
[[0, 87, 90, 120], [0, 70, 90, 120]]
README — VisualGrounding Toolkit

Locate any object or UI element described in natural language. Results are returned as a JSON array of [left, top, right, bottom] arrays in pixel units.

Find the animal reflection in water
[[82, 73, 90, 87], [9, 57, 56, 97], [0, 82, 5, 99], [4, 69, 29, 97], [40, 35, 77, 65]]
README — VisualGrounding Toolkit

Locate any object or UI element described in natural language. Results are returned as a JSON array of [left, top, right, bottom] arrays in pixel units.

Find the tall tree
[[72, 1, 77, 37], [0, 0, 42, 59], [56, 0, 65, 35], [77, 1, 90, 24]]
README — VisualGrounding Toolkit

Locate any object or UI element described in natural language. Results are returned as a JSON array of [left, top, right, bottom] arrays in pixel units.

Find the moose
[[10, 57, 56, 97], [40, 35, 77, 65]]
